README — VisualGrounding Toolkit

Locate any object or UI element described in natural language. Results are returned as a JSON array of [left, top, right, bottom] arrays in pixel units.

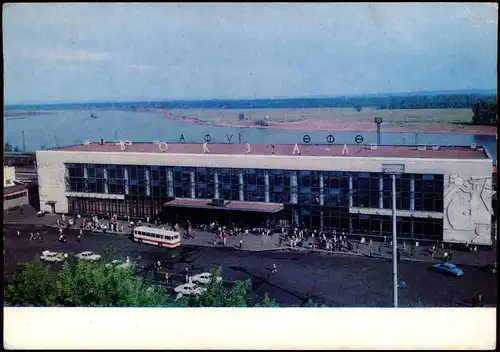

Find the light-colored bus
[[133, 226, 181, 248]]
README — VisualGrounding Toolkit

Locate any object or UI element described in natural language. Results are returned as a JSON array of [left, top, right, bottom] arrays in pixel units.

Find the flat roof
[[43, 142, 490, 160], [164, 198, 284, 213], [4, 184, 28, 196]]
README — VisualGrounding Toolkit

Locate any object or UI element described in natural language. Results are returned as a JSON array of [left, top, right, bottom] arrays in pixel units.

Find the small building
[[4, 166, 16, 187], [4, 184, 29, 211]]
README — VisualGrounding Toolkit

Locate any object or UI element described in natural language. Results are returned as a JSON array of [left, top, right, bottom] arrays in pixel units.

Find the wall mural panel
[[443, 175, 492, 245]]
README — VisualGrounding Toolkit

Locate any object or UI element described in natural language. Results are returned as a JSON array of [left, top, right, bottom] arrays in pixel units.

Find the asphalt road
[[4, 224, 497, 307]]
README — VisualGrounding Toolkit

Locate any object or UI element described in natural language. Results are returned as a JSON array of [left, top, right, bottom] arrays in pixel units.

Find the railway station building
[[36, 141, 495, 245]]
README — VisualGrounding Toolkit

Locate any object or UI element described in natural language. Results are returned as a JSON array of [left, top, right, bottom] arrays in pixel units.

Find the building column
[[103, 168, 109, 194], [319, 173, 324, 206], [167, 168, 173, 197], [214, 171, 219, 199], [293, 209, 299, 228], [411, 218, 414, 239], [348, 174, 353, 207], [145, 168, 150, 196], [410, 175, 415, 211], [291, 171, 298, 204], [379, 174, 383, 208], [264, 171, 270, 203], [124, 167, 129, 195], [238, 171, 244, 201], [190, 171, 195, 198]]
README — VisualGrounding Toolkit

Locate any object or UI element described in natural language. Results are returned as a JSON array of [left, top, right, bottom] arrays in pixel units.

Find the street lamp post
[[391, 173, 397, 307], [374, 117, 383, 145], [382, 164, 405, 308]]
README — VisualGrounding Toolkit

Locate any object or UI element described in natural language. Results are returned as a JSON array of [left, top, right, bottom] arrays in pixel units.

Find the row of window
[[65, 164, 444, 212], [4, 191, 27, 201], [134, 230, 178, 240]]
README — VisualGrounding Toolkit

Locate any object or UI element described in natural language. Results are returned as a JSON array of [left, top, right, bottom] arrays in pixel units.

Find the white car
[[192, 272, 223, 285], [40, 250, 66, 263], [174, 283, 207, 296], [76, 251, 101, 262], [105, 260, 133, 269]]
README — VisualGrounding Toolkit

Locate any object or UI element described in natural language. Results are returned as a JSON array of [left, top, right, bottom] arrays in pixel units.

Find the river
[[3, 109, 497, 162]]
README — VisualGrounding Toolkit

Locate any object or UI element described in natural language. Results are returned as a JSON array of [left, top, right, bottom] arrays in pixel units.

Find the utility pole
[[374, 117, 383, 145], [392, 174, 398, 308], [115, 129, 120, 141], [383, 164, 404, 308], [21, 130, 26, 153]]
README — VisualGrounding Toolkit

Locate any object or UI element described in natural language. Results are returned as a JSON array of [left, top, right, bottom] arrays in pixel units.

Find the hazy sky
[[3, 3, 498, 104]]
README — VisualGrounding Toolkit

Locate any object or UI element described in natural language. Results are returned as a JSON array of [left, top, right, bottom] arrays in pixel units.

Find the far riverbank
[[146, 108, 497, 136]]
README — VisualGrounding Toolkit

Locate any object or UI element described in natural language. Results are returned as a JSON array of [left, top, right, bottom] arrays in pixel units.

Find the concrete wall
[[3, 166, 16, 187], [36, 149, 493, 244]]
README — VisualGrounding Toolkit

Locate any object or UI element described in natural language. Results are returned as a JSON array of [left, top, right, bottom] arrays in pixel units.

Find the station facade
[[36, 141, 494, 245]]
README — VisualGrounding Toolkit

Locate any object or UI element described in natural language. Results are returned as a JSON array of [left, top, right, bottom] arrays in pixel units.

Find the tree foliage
[[4, 142, 21, 153], [472, 98, 498, 125], [4, 259, 279, 308]]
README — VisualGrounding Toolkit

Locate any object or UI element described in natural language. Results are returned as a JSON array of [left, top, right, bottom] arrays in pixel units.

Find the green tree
[[4, 142, 22, 152], [472, 98, 498, 125], [5, 257, 170, 307], [184, 268, 278, 307], [5, 260, 279, 308]]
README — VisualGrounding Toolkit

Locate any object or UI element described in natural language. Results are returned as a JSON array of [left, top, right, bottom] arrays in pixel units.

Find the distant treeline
[[5, 93, 497, 111], [375, 94, 497, 110]]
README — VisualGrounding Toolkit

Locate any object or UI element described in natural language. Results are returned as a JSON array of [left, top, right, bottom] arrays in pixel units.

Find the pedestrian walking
[[223, 237, 227, 247], [76, 234, 81, 243], [62, 214, 65, 222], [157, 260, 162, 270], [443, 251, 449, 262], [369, 247, 373, 257], [185, 274, 189, 283], [164, 272, 169, 284], [56, 218, 60, 226], [20, 207, 23, 215], [403, 241, 406, 251], [279, 236, 282, 246], [411, 246, 416, 257], [272, 263, 277, 273], [415, 241, 419, 248], [239, 239, 243, 249], [369, 238, 372, 247], [384, 236, 387, 243], [448, 252, 453, 261], [16, 230, 20, 237]]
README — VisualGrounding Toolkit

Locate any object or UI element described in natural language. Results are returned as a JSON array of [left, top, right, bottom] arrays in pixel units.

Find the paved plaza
[[3, 205, 497, 307]]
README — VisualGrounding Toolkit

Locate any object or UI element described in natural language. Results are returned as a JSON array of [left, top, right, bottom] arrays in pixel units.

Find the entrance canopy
[[163, 198, 284, 213]]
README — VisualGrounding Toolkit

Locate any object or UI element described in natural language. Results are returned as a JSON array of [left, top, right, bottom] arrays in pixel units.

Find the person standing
[[239, 238, 243, 249], [369, 238, 372, 247], [279, 236, 282, 246], [164, 272, 169, 284], [443, 251, 449, 262], [223, 236, 227, 247]]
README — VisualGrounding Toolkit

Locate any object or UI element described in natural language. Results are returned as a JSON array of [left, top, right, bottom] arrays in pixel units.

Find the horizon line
[[4, 88, 497, 107]]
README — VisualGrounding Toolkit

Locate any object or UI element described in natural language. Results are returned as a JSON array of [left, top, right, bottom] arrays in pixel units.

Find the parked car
[[76, 251, 101, 262], [432, 263, 464, 276], [105, 259, 133, 269], [174, 283, 207, 296], [40, 250, 66, 263], [192, 272, 223, 285]]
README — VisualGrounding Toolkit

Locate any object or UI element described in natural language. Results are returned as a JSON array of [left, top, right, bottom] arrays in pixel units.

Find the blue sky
[[3, 3, 498, 104]]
